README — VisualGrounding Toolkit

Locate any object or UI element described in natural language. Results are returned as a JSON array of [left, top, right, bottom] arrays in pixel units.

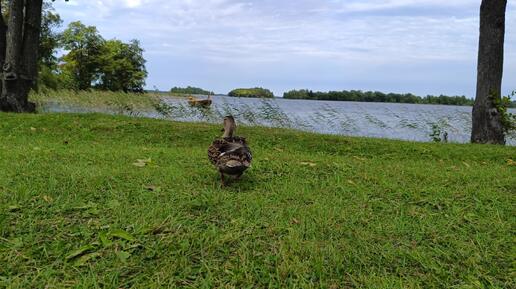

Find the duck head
[[221, 115, 236, 138]]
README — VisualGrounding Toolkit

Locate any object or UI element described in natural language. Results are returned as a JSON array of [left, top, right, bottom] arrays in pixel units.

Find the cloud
[[52, 0, 516, 96]]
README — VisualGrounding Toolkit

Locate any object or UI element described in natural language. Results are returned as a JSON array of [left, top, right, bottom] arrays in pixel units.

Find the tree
[[0, 0, 42, 112], [228, 88, 274, 98], [97, 39, 147, 92], [0, 0, 67, 112], [39, 2, 63, 68], [471, 0, 507, 144], [60, 21, 105, 90], [170, 86, 214, 95]]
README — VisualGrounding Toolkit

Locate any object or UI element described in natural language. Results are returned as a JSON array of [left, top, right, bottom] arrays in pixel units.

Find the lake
[[42, 95, 516, 145]]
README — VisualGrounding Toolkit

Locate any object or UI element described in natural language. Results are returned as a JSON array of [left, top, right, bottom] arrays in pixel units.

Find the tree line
[[170, 86, 214, 95], [283, 89, 516, 107]]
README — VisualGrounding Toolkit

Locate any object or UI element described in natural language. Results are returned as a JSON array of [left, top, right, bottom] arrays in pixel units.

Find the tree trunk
[[471, 0, 507, 144], [22, 0, 43, 94], [0, 0, 40, 113], [0, 4, 7, 96]]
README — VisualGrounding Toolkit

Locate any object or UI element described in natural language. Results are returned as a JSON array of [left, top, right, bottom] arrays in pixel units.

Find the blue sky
[[53, 0, 515, 97]]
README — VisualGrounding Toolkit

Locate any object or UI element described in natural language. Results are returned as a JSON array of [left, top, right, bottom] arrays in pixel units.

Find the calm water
[[42, 95, 516, 145]]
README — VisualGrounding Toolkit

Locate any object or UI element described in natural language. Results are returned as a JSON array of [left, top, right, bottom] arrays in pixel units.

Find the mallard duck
[[208, 116, 252, 185]]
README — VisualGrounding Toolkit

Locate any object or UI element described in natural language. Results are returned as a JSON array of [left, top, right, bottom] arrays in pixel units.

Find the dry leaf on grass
[[133, 158, 151, 167], [300, 161, 317, 167]]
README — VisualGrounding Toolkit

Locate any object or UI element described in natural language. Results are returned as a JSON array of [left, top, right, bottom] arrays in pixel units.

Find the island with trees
[[170, 86, 214, 95], [228, 87, 274, 98]]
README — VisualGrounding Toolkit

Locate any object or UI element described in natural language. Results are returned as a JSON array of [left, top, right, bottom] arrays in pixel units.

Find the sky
[[53, 0, 515, 97]]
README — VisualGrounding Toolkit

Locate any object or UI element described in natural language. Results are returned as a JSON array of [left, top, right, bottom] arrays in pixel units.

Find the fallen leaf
[[99, 232, 112, 247], [132, 158, 152, 167], [291, 218, 300, 224], [65, 245, 96, 261], [30, 127, 37, 131], [7, 237, 23, 248], [144, 185, 161, 192], [116, 251, 131, 263], [73, 252, 100, 266], [8, 205, 21, 212], [300, 162, 317, 167], [109, 229, 136, 241], [507, 159, 515, 166], [462, 162, 470, 168], [347, 180, 356, 185], [42, 195, 53, 203]]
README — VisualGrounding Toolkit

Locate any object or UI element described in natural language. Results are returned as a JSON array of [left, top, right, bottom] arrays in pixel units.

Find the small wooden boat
[[187, 95, 212, 107]]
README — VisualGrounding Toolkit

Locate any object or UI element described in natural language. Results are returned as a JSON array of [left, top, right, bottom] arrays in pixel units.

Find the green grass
[[0, 113, 514, 288]]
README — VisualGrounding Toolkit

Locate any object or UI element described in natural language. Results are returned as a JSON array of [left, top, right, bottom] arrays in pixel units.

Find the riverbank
[[1, 113, 514, 288]]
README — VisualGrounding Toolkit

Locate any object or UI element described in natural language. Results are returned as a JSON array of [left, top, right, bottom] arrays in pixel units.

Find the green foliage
[[429, 122, 448, 143], [60, 21, 106, 90], [228, 87, 274, 98], [495, 90, 516, 133], [58, 21, 147, 92], [170, 86, 214, 95], [96, 39, 147, 92], [0, 113, 514, 287], [37, 64, 60, 90], [39, 2, 63, 69], [284, 89, 474, 106]]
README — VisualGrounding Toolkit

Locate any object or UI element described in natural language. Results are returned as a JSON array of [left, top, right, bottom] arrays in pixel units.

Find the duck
[[208, 116, 252, 186]]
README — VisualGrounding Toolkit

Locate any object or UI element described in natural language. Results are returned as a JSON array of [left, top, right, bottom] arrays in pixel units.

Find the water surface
[[41, 95, 516, 145]]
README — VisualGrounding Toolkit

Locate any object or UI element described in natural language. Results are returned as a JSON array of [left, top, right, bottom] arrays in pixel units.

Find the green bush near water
[[0, 113, 514, 288]]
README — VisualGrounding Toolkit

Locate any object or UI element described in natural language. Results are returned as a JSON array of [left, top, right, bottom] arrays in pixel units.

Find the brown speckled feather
[[208, 136, 252, 175]]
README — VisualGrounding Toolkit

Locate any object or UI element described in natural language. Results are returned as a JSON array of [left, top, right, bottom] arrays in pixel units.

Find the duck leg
[[219, 170, 226, 186]]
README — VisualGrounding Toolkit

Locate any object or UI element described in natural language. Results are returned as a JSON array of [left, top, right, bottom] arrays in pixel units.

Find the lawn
[[0, 113, 514, 288]]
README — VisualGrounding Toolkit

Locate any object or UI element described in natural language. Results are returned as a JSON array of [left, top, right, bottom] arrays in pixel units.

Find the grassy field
[[0, 113, 514, 288]]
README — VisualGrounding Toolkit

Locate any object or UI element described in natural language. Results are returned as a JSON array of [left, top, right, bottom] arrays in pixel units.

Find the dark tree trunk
[[471, 0, 507, 144], [22, 0, 44, 94], [0, 4, 7, 96], [0, 0, 43, 113]]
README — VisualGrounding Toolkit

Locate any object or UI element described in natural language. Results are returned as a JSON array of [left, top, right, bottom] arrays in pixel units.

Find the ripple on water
[[40, 95, 516, 145]]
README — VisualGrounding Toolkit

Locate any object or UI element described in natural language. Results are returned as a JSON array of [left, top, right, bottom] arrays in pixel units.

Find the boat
[[187, 95, 212, 107]]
